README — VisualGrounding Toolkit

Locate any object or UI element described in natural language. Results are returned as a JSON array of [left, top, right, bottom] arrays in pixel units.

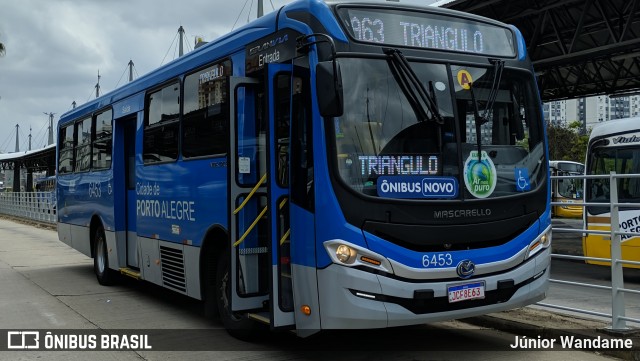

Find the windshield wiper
[[483, 59, 505, 120], [469, 58, 505, 161], [384, 48, 444, 125], [468, 84, 486, 161]]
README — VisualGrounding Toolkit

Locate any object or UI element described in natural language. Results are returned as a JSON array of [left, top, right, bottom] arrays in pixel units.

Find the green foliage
[[547, 123, 589, 163]]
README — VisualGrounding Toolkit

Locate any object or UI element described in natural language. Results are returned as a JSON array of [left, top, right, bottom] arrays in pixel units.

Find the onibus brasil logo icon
[[463, 150, 497, 198]]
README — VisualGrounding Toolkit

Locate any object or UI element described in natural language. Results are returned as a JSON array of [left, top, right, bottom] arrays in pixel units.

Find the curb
[[464, 307, 640, 360], [0, 214, 56, 231]]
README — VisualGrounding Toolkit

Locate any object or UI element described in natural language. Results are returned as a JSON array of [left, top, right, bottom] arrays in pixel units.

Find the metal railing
[[545, 172, 640, 331], [0, 192, 56, 224]]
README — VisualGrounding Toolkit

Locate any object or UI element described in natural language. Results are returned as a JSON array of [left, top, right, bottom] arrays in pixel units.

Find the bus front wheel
[[215, 249, 261, 339], [94, 225, 116, 286]]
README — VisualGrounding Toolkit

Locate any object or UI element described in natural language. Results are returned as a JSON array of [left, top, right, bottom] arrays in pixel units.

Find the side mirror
[[316, 61, 343, 118]]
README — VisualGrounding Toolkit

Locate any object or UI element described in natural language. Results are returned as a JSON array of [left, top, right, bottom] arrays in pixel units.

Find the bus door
[[229, 77, 270, 313], [228, 65, 307, 329], [266, 63, 297, 328]]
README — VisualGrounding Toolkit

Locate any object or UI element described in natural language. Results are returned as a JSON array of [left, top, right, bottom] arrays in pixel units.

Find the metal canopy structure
[[442, 0, 640, 101], [0, 145, 56, 172]]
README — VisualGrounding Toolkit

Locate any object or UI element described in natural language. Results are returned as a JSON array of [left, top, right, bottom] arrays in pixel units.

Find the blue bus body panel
[[57, 171, 115, 230], [290, 204, 317, 266], [135, 159, 228, 246], [113, 93, 145, 119], [364, 219, 540, 269]]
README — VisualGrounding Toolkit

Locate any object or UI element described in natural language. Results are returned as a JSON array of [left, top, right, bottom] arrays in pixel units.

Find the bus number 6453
[[422, 253, 453, 268]]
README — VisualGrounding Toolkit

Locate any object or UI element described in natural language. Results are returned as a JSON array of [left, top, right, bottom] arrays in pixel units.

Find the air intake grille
[[160, 246, 186, 292]]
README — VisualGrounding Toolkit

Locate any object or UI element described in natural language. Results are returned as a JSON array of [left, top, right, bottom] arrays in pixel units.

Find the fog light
[[336, 245, 356, 263]]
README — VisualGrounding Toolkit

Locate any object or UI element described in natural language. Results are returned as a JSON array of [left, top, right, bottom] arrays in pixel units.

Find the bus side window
[[58, 123, 75, 174], [75, 117, 92, 172], [93, 109, 113, 170], [144, 83, 180, 163], [183, 60, 231, 158]]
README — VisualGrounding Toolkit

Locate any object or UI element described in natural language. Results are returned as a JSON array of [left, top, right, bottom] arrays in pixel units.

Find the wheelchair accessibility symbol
[[515, 168, 531, 192]]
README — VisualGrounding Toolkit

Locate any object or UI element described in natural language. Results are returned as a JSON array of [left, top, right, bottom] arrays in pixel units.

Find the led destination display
[[338, 7, 516, 57]]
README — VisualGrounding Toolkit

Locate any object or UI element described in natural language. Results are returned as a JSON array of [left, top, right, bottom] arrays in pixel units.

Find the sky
[[0, 0, 292, 153]]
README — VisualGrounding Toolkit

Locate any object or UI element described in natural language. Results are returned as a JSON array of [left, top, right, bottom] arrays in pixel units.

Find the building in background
[[544, 95, 640, 134], [543, 100, 568, 126]]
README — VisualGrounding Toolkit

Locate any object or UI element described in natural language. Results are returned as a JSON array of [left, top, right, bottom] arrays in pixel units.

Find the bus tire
[[215, 249, 261, 340], [94, 225, 116, 286]]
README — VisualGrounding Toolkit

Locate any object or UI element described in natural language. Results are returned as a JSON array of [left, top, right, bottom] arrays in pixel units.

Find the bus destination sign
[[245, 29, 301, 74], [337, 8, 516, 57]]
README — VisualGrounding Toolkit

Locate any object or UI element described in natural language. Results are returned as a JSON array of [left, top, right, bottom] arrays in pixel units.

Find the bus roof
[[589, 117, 640, 141]]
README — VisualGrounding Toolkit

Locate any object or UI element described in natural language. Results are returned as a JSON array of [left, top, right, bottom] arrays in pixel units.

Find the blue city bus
[[56, 0, 551, 338]]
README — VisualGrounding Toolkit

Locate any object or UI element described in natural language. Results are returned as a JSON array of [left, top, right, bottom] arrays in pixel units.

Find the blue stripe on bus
[[364, 217, 542, 270]]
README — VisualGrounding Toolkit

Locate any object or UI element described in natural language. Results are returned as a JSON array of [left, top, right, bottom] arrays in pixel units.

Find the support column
[[12, 163, 20, 192], [26, 169, 33, 192]]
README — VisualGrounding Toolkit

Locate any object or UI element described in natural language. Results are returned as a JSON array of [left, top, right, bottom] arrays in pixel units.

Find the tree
[[547, 121, 589, 163], [567, 121, 589, 162]]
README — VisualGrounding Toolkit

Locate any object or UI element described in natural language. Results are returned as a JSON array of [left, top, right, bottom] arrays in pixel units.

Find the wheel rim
[[219, 270, 230, 310], [219, 268, 243, 322], [96, 236, 106, 274]]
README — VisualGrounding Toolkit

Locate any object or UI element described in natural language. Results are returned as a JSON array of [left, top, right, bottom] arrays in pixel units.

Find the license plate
[[447, 281, 485, 303]]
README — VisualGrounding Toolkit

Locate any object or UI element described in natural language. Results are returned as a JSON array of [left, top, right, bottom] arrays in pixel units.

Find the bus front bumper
[[316, 247, 550, 329]]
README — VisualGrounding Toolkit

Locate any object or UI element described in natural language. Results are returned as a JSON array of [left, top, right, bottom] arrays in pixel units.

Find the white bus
[[584, 117, 640, 268]]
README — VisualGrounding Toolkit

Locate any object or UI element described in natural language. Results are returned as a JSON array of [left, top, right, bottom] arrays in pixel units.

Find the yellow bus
[[550, 160, 584, 218], [583, 117, 640, 269]]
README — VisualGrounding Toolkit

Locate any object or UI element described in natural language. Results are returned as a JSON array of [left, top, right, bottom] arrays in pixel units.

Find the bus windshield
[[552, 162, 584, 199], [557, 175, 583, 199], [332, 57, 545, 199], [588, 146, 640, 214]]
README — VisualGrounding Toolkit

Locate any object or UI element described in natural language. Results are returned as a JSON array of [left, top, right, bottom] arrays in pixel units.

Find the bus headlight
[[526, 227, 552, 259], [324, 240, 394, 274], [336, 244, 356, 264], [541, 231, 552, 247]]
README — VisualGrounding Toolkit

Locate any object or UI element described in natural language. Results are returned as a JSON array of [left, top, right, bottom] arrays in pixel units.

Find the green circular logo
[[463, 151, 497, 198]]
